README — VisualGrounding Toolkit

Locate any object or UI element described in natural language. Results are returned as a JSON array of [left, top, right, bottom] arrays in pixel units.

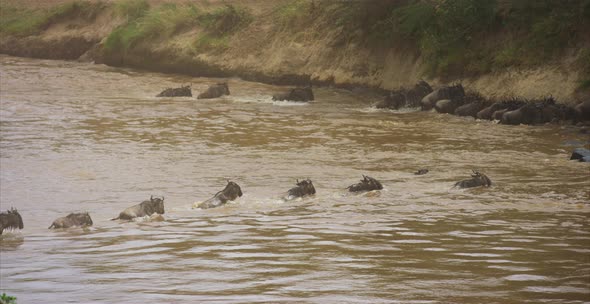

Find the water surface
[[1, 55, 589, 303]]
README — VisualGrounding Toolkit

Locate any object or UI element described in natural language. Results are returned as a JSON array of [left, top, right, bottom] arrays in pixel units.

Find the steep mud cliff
[[1, 0, 588, 103]]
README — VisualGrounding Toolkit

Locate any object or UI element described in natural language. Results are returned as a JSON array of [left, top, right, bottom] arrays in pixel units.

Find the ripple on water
[[504, 274, 549, 281]]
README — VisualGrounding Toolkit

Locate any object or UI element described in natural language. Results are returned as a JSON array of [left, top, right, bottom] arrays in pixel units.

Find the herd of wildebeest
[[156, 80, 590, 125], [1, 171, 491, 234], [1, 80, 589, 235]]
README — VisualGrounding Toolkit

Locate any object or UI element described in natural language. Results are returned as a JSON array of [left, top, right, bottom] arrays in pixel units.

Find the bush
[[368, 0, 587, 76], [0, 293, 17, 304]]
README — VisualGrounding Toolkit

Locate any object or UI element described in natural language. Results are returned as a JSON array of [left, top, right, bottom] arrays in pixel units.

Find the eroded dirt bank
[[1, 0, 588, 103]]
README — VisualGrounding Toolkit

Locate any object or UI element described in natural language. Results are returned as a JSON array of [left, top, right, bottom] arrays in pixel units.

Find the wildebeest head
[[439, 83, 465, 101], [473, 170, 492, 187], [67, 212, 93, 226], [0, 208, 24, 234], [220, 180, 243, 201], [150, 195, 165, 214], [218, 82, 230, 95]]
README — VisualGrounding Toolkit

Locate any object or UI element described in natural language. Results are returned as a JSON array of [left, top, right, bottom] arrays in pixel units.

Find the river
[[0, 55, 589, 303]]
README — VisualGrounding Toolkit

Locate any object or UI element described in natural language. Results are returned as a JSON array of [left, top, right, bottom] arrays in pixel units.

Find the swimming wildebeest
[[48, 212, 93, 229], [0, 208, 23, 235], [286, 179, 316, 199], [197, 82, 230, 99], [347, 175, 383, 192], [112, 196, 165, 220], [454, 92, 489, 117], [195, 181, 243, 209], [421, 84, 465, 111], [376, 81, 433, 110], [376, 91, 406, 110], [574, 100, 590, 121], [405, 80, 433, 108], [453, 170, 492, 189], [272, 86, 314, 102], [156, 85, 192, 97], [500, 97, 561, 125], [570, 148, 590, 162], [476, 98, 526, 120]]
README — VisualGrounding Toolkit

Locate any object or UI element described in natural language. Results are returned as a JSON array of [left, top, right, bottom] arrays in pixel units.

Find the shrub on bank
[[319, 0, 589, 78]]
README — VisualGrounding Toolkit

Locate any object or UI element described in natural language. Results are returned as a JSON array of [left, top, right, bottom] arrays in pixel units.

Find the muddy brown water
[[0, 55, 589, 303]]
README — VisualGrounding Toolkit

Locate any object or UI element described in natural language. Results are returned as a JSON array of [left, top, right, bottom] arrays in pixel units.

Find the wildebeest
[[347, 175, 383, 192], [195, 181, 243, 209], [455, 102, 486, 117], [414, 169, 429, 175], [112, 196, 165, 220], [435, 99, 463, 114], [421, 84, 465, 111], [286, 179, 316, 199], [377, 81, 433, 110], [574, 100, 590, 121], [197, 82, 230, 99], [49, 212, 93, 229], [376, 91, 406, 110], [272, 86, 314, 102], [156, 85, 192, 97], [405, 80, 433, 108], [500, 97, 560, 125], [453, 170, 492, 189], [570, 148, 590, 162], [0, 208, 23, 235], [477, 98, 526, 120], [454, 92, 489, 117]]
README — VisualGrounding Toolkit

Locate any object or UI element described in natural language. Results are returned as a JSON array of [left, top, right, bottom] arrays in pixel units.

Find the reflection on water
[[0, 55, 589, 303]]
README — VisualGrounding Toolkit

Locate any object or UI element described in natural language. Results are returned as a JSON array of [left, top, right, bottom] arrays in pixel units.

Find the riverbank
[[1, 0, 589, 103]]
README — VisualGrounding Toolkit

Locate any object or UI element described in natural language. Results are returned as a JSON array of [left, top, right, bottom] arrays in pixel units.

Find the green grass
[[105, 3, 251, 52], [1, 293, 17, 304], [113, 0, 149, 20], [105, 3, 201, 51], [363, 0, 589, 77], [274, 0, 313, 30], [194, 33, 230, 51], [579, 79, 590, 90], [0, 1, 105, 37]]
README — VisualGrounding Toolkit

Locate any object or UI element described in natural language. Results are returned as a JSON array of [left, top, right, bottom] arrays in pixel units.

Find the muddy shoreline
[[1, 0, 587, 104]]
